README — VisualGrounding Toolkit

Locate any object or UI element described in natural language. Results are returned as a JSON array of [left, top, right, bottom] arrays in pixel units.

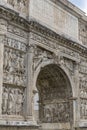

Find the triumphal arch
[[0, 0, 87, 130]]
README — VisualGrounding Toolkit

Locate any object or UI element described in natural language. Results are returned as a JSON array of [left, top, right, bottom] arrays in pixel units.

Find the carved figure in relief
[[0, 20, 7, 33], [80, 90, 84, 97], [2, 88, 8, 114], [80, 100, 87, 119], [45, 108, 51, 123], [4, 48, 26, 86], [34, 49, 51, 70], [8, 89, 15, 114], [14, 75, 19, 85], [16, 90, 24, 115], [8, 0, 15, 6], [4, 49, 9, 72], [41, 102, 70, 123], [19, 55, 25, 73], [2, 86, 24, 115], [8, 49, 13, 72]]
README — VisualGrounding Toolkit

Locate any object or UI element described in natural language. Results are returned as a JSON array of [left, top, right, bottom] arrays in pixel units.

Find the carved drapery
[[2, 24, 27, 116], [2, 85, 24, 115], [3, 48, 26, 87]]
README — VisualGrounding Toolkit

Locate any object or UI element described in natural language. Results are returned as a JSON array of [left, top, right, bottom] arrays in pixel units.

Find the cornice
[[50, 0, 85, 19], [0, 5, 87, 56], [0, 5, 29, 29], [29, 20, 87, 56]]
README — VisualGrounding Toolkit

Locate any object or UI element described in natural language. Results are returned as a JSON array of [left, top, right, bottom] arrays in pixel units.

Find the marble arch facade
[[0, 0, 87, 130]]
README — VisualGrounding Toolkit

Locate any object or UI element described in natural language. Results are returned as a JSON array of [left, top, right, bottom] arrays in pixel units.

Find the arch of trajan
[[0, 0, 87, 130]]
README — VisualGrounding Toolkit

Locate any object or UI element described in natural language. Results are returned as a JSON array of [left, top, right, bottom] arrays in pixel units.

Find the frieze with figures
[[2, 85, 25, 115], [7, 25, 28, 39], [29, 33, 58, 49], [3, 47, 26, 87], [30, 33, 80, 62], [40, 102, 71, 123]]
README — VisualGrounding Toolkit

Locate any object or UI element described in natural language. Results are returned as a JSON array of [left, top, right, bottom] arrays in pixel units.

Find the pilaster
[[25, 44, 34, 121], [0, 19, 7, 116], [73, 62, 80, 127]]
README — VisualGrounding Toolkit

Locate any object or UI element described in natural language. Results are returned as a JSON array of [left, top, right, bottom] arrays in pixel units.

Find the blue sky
[[69, 0, 87, 14]]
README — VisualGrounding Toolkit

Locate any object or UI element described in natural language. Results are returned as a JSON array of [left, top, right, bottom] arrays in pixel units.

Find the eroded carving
[[33, 47, 53, 70], [3, 48, 26, 86], [30, 33, 57, 49], [79, 74, 87, 119], [80, 99, 87, 119], [42, 102, 70, 123], [7, 0, 27, 14], [7, 25, 28, 39], [2, 86, 24, 115], [79, 76, 87, 98]]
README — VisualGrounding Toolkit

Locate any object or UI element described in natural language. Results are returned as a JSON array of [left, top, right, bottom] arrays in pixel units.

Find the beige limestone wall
[[29, 0, 79, 41]]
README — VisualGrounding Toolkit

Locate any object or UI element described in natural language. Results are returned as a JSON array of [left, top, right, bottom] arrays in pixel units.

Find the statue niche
[[36, 64, 73, 123]]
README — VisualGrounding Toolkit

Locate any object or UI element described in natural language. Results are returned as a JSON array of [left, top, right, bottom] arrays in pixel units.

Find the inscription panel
[[30, 0, 78, 40], [6, 37, 27, 52]]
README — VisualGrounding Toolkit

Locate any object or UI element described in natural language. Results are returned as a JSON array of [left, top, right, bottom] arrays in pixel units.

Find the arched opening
[[36, 64, 73, 125]]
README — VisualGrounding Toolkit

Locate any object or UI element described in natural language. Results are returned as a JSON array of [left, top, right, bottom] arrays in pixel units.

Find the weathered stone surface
[[29, 0, 79, 41], [0, 0, 87, 130]]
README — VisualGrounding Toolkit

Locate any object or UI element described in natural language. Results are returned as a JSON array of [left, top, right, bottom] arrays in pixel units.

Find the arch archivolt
[[33, 58, 76, 97]]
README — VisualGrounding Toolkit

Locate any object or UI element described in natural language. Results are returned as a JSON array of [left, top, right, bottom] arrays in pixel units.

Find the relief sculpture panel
[[79, 69, 87, 119], [3, 47, 26, 87], [2, 85, 24, 115], [42, 102, 70, 123], [7, 0, 28, 15], [33, 47, 53, 70]]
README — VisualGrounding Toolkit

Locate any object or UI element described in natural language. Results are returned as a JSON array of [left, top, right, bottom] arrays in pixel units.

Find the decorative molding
[[0, 6, 87, 58]]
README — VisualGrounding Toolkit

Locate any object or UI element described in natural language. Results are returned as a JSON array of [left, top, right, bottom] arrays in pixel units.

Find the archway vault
[[36, 64, 73, 124]]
